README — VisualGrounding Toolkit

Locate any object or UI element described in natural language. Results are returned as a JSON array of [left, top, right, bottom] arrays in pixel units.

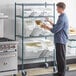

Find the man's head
[[56, 2, 66, 14]]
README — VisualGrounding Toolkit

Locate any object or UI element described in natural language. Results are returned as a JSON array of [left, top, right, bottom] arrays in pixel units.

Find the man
[[41, 2, 69, 76]]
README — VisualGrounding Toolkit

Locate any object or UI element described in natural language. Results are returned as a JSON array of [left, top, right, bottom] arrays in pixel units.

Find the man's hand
[[46, 17, 51, 22], [46, 18, 54, 25]]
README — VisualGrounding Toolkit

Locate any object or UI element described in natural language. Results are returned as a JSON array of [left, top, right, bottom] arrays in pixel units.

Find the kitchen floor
[[16, 64, 76, 76]]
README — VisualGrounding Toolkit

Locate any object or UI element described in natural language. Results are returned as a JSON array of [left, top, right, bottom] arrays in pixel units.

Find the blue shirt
[[51, 13, 69, 44]]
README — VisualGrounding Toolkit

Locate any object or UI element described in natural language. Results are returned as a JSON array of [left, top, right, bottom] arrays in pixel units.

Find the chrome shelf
[[16, 35, 53, 39], [16, 15, 54, 18]]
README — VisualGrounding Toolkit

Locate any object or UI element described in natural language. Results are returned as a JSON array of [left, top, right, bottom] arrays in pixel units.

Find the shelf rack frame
[[15, 2, 55, 76]]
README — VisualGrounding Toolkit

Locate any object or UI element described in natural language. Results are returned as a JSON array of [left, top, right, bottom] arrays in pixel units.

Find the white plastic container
[[33, 8, 44, 16], [17, 8, 33, 17], [18, 40, 44, 59], [18, 39, 54, 59], [16, 19, 35, 37], [44, 8, 53, 16], [66, 40, 76, 57], [31, 26, 43, 36]]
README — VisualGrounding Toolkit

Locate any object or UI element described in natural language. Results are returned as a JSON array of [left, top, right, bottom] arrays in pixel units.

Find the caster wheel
[[45, 63, 49, 68], [13, 74, 16, 76], [53, 66, 57, 72], [66, 66, 69, 71], [22, 71, 27, 76]]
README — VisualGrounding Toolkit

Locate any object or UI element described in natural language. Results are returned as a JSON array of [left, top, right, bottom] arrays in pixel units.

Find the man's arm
[[51, 17, 64, 33], [41, 16, 64, 33]]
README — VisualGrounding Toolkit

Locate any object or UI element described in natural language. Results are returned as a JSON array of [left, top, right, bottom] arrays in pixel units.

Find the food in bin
[[35, 20, 42, 25], [69, 26, 76, 35], [26, 42, 42, 47], [35, 20, 44, 27]]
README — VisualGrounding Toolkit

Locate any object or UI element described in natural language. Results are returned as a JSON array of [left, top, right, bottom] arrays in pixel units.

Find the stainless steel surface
[[0, 52, 17, 71], [0, 38, 18, 76]]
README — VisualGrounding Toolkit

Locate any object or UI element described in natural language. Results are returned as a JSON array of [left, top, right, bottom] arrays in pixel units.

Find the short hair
[[56, 2, 66, 10]]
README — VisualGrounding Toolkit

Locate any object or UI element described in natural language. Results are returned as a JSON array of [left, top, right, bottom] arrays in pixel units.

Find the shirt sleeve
[[51, 16, 64, 33]]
